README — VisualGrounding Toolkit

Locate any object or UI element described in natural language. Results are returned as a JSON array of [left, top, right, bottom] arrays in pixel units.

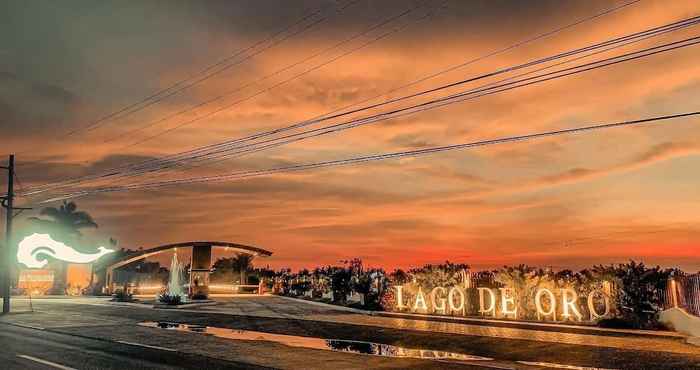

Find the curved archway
[[105, 241, 272, 295]]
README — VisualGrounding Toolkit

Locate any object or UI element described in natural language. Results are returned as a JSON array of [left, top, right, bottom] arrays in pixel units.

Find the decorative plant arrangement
[[272, 259, 696, 329]]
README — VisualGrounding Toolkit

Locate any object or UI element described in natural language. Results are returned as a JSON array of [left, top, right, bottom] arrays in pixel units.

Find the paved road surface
[[2, 297, 699, 369], [0, 324, 269, 370]]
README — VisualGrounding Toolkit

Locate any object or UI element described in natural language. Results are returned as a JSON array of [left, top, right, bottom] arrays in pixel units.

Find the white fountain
[[163, 250, 187, 302]]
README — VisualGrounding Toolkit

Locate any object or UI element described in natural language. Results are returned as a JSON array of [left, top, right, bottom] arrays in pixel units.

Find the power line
[[26, 0, 640, 188], [101, 0, 442, 146], [66, 0, 358, 137], [25, 22, 697, 195], [97, 15, 700, 176], [162, 26, 700, 169], [38, 110, 699, 203], [114, 0, 641, 148], [1, 1, 356, 160], [154, 26, 693, 173], [26, 10, 688, 196], [49, 27, 700, 190]]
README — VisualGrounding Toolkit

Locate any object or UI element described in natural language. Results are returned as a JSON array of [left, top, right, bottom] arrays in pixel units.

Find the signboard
[[17, 233, 114, 269], [18, 269, 54, 294], [385, 270, 615, 324], [392, 284, 611, 322]]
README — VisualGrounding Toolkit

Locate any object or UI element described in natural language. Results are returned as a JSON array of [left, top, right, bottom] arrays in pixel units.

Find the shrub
[[158, 293, 183, 305], [114, 290, 133, 302], [290, 281, 311, 296], [603, 261, 671, 329], [331, 269, 353, 303]]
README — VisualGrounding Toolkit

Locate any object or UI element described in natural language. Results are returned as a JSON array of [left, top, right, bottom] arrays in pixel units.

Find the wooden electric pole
[[1, 155, 31, 314], [1, 154, 14, 314]]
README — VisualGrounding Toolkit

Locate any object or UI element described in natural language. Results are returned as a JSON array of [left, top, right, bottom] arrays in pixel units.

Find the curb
[[153, 301, 218, 309], [273, 295, 685, 340], [274, 295, 374, 315], [373, 311, 686, 339]]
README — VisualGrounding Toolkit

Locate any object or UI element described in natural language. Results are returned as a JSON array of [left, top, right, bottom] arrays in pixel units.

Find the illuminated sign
[[17, 233, 114, 269], [392, 284, 611, 323]]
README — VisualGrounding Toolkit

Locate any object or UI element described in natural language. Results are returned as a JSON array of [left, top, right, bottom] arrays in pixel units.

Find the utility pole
[[1, 154, 14, 314], [1, 155, 31, 314]]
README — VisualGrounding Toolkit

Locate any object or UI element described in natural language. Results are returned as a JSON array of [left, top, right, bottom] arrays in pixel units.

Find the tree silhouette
[[28, 201, 98, 242], [231, 254, 254, 285]]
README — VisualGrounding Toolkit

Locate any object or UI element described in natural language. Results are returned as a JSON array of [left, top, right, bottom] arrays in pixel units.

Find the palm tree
[[28, 201, 98, 241], [231, 254, 254, 286], [28, 201, 98, 294]]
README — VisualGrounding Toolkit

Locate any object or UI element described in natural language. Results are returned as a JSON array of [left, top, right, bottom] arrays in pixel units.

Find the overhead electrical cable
[[99, 14, 700, 171], [114, 0, 642, 147], [58, 0, 640, 165], [137, 34, 700, 170], [21, 2, 666, 192], [101, 0, 440, 145], [0, 0, 641, 159], [38, 111, 700, 203], [64, 0, 359, 137], [81, 24, 700, 174], [154, 25, 693, 171], [20, 15, 699, 196]]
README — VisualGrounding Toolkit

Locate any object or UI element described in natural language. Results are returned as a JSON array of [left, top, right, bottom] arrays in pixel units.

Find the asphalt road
[[0, 324, 271, 370], [2, 297, 699, 369]]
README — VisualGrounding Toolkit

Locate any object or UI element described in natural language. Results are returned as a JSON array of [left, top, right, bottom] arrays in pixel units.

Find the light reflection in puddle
[[517, 361, 617, 370], [140, 321, 493, 363]]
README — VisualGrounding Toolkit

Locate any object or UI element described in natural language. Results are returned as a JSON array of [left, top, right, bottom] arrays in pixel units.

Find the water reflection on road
[[140, 321, 493, 364]]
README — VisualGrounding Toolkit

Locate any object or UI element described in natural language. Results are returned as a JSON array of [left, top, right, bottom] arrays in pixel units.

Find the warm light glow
[[587, 289, 611, 319], [413, 287, 428, 312], [447, 287, 465, 314], [430, 287, 447, 314], [209, 284, 237, 290], [17, 233, 114, 269], [499, 288, 517, 319], [670, 279, 679, 308], [136, 285, 164, 290], [561, 288, 583, 321], [394, 285, 407, 310], [535, 288, 557, 320], [393, 282, 615, 323], [478, 287, 496, 317]]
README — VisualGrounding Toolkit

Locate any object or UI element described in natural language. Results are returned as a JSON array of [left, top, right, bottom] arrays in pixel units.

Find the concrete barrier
[[659, 307, 700, 345]]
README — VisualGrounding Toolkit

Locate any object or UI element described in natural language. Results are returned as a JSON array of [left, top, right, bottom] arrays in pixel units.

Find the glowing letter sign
[[561, 288, 583, 322], [478, 287, 496, 317], [394, 285, 407, 310], [413, 287, 428, 312], [587, 289, 611, 320], [447, 287, 465, 314], [392, 280, 617, 323], [431, 287, 447, 314], [535, 288, 556, 320], [499, 288, 517, 319], [17, 233, 114, 269]]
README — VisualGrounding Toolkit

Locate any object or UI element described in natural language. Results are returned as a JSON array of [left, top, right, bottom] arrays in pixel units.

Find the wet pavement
[[194, 296, 697, 354], [1, 296, 698, 369]]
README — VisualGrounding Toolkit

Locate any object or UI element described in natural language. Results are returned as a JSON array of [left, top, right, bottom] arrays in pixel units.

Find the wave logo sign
[[17, 233, 114, 269]]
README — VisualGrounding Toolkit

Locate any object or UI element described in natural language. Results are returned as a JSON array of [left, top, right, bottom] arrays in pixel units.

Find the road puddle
[[518, 361, 615, 370], [140, 321, 493, 363]]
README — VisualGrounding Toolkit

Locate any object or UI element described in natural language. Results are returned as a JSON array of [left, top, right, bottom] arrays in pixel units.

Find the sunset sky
[[2, 0, 700, 272]]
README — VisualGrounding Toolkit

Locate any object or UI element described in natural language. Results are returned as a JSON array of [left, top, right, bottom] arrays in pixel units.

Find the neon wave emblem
[[17, 233, 114, 269]]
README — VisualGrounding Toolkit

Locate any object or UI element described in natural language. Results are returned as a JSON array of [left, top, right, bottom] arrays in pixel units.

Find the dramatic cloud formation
[[2, 0, 700, 271]]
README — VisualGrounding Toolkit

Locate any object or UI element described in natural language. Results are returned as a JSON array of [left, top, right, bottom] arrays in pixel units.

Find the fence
[[660, 273, 700, 316]]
